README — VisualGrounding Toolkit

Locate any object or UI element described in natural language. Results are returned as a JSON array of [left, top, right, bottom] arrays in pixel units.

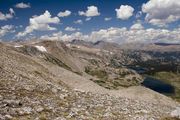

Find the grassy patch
[[44, 54, 72, 71], [118, 70, 130, 77], [85, 66, 141, 89], [93, 80, 106, 87], [94, 80, 106, 84], [89, 59, 99, 66], [85, 67, 108, 79], [161, 117, 180, 120], [73, 71, 83, 76], [34, 71, 42, 76]]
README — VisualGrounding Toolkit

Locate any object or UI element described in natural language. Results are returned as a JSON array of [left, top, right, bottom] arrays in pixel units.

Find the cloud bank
[[39, 27, 180, 44]]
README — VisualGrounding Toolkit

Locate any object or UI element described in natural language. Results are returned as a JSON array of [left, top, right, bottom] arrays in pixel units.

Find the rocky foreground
[[0, 41, 180, 120]]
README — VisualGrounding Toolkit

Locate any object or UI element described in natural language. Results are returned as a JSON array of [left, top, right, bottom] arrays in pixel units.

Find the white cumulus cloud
[[0, 25, 14, 37], [85, 17, 91, 21], [9, 8, 15, 15], [104, 17, 112, 21], [15, 2, 31, 8], [79, 6, 100, 17], [0, 8, 15, 21], [130, 23, 144, 30], [65, 27, 78, 31], [74, 19, 83, 24], [16, 10, 60, 37], [115, 5, 134, 20], [142, 0, 180, 27], [57, 10, 71, 17]]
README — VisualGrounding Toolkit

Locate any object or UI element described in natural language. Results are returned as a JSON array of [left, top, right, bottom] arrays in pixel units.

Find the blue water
[[142, 77, 175, 94]]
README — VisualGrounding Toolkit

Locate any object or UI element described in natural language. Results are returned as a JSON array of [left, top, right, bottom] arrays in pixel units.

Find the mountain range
[[0, 39, 180, 120]]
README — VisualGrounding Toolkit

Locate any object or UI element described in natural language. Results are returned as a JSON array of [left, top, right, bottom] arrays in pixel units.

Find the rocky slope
[[0, 40, 180, 120]]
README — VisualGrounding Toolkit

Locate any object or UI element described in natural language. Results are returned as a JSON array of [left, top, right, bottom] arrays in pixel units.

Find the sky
[[0, 0, 180, 43]]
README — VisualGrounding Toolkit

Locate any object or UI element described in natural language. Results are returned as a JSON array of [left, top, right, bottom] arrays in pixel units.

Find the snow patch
[[14, 45, 23, 48], [35, 45, 47, 52]]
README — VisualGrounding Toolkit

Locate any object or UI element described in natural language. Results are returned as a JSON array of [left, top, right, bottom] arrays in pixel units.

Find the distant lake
[[142, 76, 175, 95]]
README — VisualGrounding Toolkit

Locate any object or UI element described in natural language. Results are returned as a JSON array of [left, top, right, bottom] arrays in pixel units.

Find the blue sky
[[0, 0, 180, 43]]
